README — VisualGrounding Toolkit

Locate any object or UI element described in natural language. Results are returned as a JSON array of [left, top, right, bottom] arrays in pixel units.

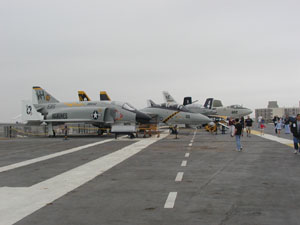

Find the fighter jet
[[204, 98, 253, 118], [163, 92, 252, 118], [31, 87, 151, 136], [162, 91, 216, 116], [86, 90, 211, 127], [140, 100, 211, 126]]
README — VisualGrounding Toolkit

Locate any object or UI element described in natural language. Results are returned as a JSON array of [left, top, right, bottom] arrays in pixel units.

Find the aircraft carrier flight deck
[[1, 128, 300, 225]]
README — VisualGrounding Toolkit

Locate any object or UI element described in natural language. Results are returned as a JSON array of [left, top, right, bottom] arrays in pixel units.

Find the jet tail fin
[[32, 86, 59, 104], [147, 100, 158, 107], [78, 91, 91, 101], [183, 97, 192, 106], [162, 91, 177, 104], [204, 98, 214, 109], [21, 100, 43, 124], [100, 91, 111, 101]]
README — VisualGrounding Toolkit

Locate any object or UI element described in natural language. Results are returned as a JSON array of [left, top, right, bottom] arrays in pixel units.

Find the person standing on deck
[[234, 118, 243, 152], [284, 115, 290, 134], [291, 114, 300, 154]]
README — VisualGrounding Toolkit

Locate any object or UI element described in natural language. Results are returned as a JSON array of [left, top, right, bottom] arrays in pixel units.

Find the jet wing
[[219, 122, 230, 129]]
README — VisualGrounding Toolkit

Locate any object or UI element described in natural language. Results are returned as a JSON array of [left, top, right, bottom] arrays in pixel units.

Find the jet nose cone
[[136, 111, 152, 123], [204, 116, 212, 123], [196, 114, 212, 124]]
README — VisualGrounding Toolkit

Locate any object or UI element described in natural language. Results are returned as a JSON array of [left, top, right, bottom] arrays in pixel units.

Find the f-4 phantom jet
[[81, 90, 211, 128], [31, 87, 151, 136]]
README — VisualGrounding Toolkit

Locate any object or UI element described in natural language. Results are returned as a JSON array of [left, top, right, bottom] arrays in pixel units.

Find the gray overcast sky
[[1, 0, 300, 122]]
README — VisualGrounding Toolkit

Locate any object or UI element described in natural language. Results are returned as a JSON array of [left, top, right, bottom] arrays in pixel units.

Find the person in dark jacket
[[291, 114, 300, 154], [284, 115, 290, 134], [245, 116, 253, 137], [234, 118, 243, 151], [273, 116, 278, 134]]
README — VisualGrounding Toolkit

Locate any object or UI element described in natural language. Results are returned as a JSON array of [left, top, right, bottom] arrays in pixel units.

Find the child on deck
[[260, 123, 266, 136]]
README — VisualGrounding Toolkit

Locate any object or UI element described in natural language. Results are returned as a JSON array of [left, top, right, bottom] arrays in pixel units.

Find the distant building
[[255, 101, 300, 122], [267, 101, 279, 108]]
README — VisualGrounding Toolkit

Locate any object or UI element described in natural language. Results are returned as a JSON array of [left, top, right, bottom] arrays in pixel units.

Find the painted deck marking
[[181, 160, 187, 167], [185, 153, 190, 158], [175, 172, 184, 182], [164, 192, 177, 208], [0, 133, 169, 225], [188, 143, 192, 147], [0, 139, 115, 173], [251, 130, 294, 147]]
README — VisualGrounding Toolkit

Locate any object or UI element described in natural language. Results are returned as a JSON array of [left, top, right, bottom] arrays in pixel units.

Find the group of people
[[230, 114, 300, 155], [273, 114, 300, 154], [257, 115, 291, 137], [272, 115, 291, 136]]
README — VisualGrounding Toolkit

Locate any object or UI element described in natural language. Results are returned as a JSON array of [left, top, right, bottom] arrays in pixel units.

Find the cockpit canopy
[[122, 103, 137, 111], [160, 103, 189, 112], [112, 101, 137, 112]]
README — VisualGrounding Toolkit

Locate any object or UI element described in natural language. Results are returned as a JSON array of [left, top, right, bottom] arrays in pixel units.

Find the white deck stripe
[[252, 130, 294, 147], [0, 139, 114, 173], [164, 192, 177, 208], [175, 172, 184, 182], [181, 160, 187, 167], [188, 143, 192, 147], [185, 153, 190, 158], [0, 133, 169, 225]]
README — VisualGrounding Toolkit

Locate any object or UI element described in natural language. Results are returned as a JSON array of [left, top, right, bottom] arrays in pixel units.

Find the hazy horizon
[[1, 0, 300, 122]]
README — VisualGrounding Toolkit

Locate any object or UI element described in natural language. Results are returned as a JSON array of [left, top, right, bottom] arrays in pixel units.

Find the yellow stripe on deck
[[251, 130, 294, 148]]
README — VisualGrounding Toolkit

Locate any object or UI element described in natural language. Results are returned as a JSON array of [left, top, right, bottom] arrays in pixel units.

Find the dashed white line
[[175, 172, 184, 182], [164, 192, 178, 208], [188, 143, 192, 147], [181, 160, 187, 167], [0, 133, 169, 225], [185, 153, 190, 158]]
